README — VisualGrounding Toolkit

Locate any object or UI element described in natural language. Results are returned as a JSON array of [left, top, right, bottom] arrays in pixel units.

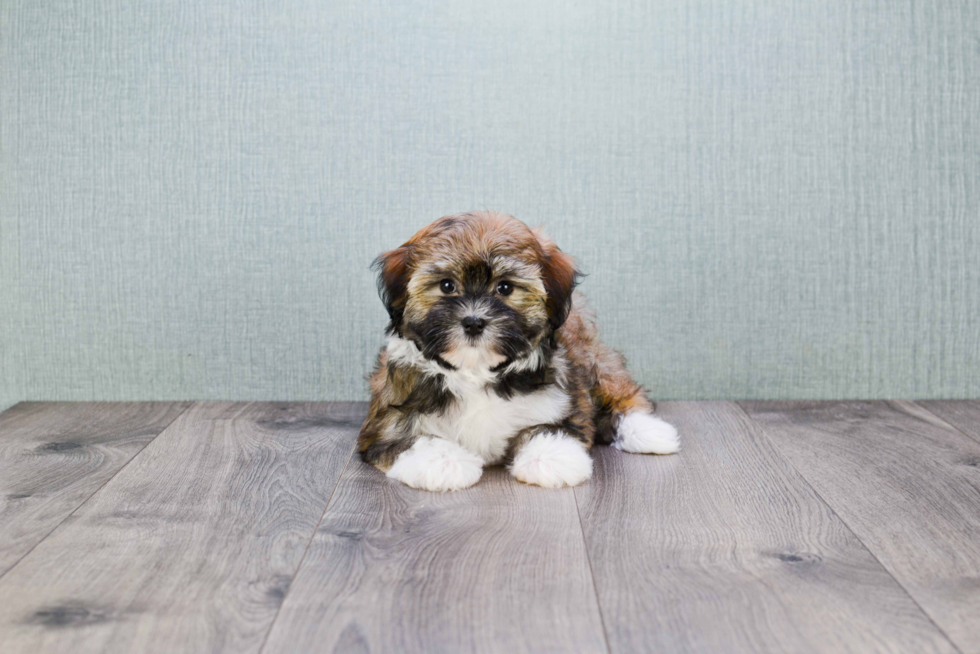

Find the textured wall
[[2, 0, 978, 408]]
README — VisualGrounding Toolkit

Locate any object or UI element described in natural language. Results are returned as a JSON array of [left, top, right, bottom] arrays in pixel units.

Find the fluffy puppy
[[358, 211, 679, 491]]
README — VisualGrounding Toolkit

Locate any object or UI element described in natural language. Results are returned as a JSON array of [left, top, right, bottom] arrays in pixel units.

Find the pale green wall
[[2, 1, 978, 408]]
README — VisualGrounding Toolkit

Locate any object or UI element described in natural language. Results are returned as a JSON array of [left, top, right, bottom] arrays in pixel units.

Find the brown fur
[[557, 295, 655, 444]]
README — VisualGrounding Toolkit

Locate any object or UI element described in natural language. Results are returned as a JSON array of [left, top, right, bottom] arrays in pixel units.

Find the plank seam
[[0, 401, 195, 582], [257, 428, 359, 654], [574, 476, 614, 654], [911, 400, 980, 446], [733, 401, 965, 654]]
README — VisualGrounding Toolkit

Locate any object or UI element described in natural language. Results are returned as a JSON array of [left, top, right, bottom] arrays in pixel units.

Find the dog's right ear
[[372, 246, 413, 327]]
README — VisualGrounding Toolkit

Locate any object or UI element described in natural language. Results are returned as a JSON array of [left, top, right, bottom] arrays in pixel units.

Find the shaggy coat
[[358, 211, 678, 491]]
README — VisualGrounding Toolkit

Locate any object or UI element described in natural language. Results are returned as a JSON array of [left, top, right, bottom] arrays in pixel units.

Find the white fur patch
[[386, 336, 440, 374], [509, 432, 593, 488], [612, 412, 680, 454], [387, 336, 573, 465], [386, 437, 484, 492], [503, 346, 546, 373], [421, 376, 571, 465], [386, 334, 563, 383], [442, 344, 506, 371]]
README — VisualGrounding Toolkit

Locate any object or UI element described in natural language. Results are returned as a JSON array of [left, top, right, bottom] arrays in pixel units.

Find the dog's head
[[374, 211, 580, 370]]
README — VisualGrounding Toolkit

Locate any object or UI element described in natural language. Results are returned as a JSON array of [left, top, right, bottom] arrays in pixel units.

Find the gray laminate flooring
[[0, 400, 978, 653]]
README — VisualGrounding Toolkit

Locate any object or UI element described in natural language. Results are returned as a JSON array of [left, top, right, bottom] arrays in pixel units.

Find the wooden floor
[[1, 401, 979, 653]]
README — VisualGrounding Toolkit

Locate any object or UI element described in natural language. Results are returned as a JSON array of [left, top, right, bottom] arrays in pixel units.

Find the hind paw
[[613, 412, 680, 454]]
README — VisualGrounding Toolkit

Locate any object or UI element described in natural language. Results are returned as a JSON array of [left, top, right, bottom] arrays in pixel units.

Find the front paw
[[509, 432, 593, 488], [386, 437, 484, 492]]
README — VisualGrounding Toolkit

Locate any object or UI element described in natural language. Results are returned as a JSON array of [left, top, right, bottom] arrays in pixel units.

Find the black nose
[[461, 316, 487, 336]]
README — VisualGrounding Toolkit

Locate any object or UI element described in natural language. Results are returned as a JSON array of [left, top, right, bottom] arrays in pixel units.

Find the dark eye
[[496, 281, 514, 296], [439, 279, 456, 294]]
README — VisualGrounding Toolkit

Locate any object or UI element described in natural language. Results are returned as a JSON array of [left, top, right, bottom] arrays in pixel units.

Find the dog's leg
[[611, 411, 680, 454], [386, 436, 484, 492], [588, 345, 680, 454], [558, 299, 679, 454], [358, 351, 482, 492], [508, 428, 593, 488]]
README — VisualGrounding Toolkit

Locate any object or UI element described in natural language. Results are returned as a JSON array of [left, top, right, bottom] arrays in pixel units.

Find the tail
[[559, 294, 680, 455]]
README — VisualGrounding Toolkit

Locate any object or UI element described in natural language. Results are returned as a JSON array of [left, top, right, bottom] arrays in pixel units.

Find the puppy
[[358, 211, 679, 491]]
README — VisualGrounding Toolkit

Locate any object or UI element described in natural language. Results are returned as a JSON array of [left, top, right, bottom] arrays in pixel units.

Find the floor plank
[[261, 462, 608, 654], [0, 401, 362, 654], [0, 402, 190, 577], [576, 402, 956, 654], [918, 400, 980, 444], [741, 400, 980, 652]]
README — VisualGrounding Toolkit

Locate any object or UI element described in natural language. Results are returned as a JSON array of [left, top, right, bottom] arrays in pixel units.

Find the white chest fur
[[418, 369, 571, 465], [386, 336, 572, 464]]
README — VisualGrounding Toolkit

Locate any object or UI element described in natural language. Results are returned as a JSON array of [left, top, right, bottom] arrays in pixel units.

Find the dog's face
[[375, 212, 578, 370]]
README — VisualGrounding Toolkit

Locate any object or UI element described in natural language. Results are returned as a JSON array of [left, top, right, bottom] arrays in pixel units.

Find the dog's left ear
[[534, 228, 580, 330], [372, 245, 413, 327]]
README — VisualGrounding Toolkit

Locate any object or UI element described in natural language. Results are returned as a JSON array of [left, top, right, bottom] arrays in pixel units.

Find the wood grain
[[0, 402, 190, 577], [917, 400, 980, 444], [741, 400, 980, 652], [261, 462, 608, 654], [576, 401, 956, 654], [0, 401, 362, 654]]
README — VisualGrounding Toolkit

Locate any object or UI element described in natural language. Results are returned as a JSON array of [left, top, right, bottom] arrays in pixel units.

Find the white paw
[[387, 437, 484, 492], [509, 432, 593, 488], [612, 412, 680, 454]]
